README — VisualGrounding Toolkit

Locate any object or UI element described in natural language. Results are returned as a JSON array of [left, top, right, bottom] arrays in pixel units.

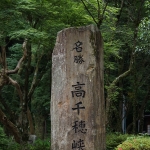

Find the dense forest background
[[0, 0, 150, 145]]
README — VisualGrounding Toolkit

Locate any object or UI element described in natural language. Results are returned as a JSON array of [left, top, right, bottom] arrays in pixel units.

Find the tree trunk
[[27, 107, 35, 134], [0, 108, 22, 143]]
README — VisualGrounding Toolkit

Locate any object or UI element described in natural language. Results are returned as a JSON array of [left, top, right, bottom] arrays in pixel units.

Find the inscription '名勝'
[[73, 41, 83, 52], [74, 55, 84, 64]]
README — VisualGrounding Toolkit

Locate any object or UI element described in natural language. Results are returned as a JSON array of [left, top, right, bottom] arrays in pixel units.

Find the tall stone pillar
[[51, 24, 105, 150]]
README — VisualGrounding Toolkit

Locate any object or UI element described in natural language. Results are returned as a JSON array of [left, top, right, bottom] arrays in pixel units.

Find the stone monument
[[51, 24, 105, 150]]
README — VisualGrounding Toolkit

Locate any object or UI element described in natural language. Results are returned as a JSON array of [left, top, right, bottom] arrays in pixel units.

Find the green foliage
[[7, 141, 21, 150], [0, 126, 8, 150], [9, 29, 49, 42], [5, 138, 50, 150], [32, 75, 50, 116], [29, 138, 50, 150], [106, 85, 121, 102], [116, 136, 150, 150], [106, 133, 130, 150], [137, 0, 150, 53], [7, 43, 23, 70]]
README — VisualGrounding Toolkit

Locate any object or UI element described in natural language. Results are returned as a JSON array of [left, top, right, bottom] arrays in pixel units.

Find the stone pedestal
[[51, 25, 105, 150]]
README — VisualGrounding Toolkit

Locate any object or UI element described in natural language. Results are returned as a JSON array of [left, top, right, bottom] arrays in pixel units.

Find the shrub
[[0, 125, 50, 150], [0, 126, 9, 150], [6, 138, 50, 150], [106, 133, 130, 150], [29, 138, 50, 150], [7, 142, 22, 150], [116, 136, 150, 150]]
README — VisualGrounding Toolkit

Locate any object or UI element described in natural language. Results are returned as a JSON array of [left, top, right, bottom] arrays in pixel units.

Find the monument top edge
[[57, 24, 99, 34]]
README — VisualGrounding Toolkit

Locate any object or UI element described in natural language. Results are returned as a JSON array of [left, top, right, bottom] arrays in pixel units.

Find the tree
[[80, 0, 149, 133], [0, 0, 92, 143]]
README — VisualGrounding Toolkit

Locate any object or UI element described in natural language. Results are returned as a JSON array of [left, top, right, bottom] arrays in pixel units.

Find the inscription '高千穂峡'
[[72, 102, 85, 115], [72, 139, 85, 150], [72, 120, 87, 134], [71, 82, 85, 98]]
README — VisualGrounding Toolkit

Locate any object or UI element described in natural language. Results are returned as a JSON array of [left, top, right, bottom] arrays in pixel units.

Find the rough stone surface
[[51, 24, 105, 150]]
